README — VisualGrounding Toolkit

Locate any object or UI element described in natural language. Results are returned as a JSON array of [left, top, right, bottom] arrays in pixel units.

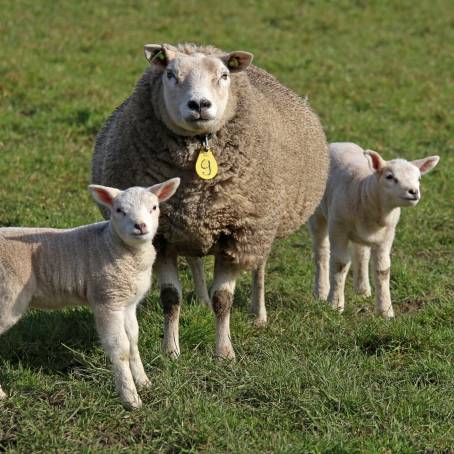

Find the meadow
[[0, 0, 453, 452]]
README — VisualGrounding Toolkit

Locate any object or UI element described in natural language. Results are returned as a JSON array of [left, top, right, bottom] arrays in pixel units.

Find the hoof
[[123, 396, 142, 410], [136, 377, 152, 389], [254, 317, 267, 328], [0, 388, 6, 400], [314, 290, 329, 301], [378, 308, 395, 319], [355, 287, 372, 298], [215, 348, 236, 361]]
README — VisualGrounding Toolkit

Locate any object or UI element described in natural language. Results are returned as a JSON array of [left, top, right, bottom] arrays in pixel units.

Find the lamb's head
[[365, 150, 439, 208], [89, 178, 180, 246], [144, 43, 253, 136]]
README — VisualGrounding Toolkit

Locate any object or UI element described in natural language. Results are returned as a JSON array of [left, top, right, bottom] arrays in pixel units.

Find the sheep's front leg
[[328, 228, 351, 312], [371, 242, 394, 318], [156, 251, 181, 358], [250, 259, 267, 327], [94, 307, 141, 409], [211, 256, 240, 359], [308, 212, 330, 300], [124, 304, 151, 388], [352, 243, 372, 297], [187, 256, 211, 307]]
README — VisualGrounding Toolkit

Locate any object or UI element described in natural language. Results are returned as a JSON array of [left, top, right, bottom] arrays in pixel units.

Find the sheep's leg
[[250, 259, 267, 327], [94, 307, 141, 409], [156, 252, 181, 358], [187, 257, 211, 307], [0, 284, 33, 400], [308, 213, 330, 300], [371, 243, 394, 319], [124, 304, 151, 388], [328, 228, 351, 312], [352, 243, 372, 297], [211, 256, 240, 359]]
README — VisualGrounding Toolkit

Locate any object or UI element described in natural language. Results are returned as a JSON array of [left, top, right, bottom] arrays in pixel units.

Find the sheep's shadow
[[0, 308, 99, 376]]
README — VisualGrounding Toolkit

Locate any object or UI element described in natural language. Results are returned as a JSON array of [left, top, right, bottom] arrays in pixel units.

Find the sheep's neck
[[360, 175, 399, 227]]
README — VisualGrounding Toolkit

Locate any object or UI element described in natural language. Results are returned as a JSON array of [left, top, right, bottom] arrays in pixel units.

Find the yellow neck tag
[[195, 148, 218, 180]]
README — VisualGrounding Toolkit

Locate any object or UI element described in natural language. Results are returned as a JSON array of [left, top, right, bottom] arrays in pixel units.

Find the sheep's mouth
[[401, 196, 419, 202]]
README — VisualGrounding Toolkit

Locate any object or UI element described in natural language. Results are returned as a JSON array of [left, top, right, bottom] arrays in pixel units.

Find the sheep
[[92, 43, 329, 359], [0, 178, 180, 409], [308, 142, 440, 317]]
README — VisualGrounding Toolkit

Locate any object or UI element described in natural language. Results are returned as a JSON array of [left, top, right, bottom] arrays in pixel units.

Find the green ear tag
[[195, 148, 218, 180]]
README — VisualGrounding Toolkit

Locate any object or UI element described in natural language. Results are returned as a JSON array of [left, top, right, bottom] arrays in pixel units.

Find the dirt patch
[[398, 299, 430, 314]]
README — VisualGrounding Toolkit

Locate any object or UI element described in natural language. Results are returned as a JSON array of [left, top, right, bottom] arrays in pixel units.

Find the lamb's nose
[[187, 100, 200, 112], [134, 223, 147, 234], [187, 99, 211, 112], [199, 98, 212, 109], [408, 188, 418, 197]]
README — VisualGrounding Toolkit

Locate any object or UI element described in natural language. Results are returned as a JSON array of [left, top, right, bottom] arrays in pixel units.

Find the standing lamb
[[308, 142, 439, 317], [92, 43, 329, 359], [0, 178, 180, 409]]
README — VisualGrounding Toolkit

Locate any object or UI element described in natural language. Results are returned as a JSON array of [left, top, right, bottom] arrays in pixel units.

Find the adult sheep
[[92, 43, 328, 359]]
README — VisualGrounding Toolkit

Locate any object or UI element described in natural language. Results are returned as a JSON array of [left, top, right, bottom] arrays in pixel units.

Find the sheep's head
[[144, 43, 253, 136], [89, 178, 180, 246], [365, 150, 440, 208]]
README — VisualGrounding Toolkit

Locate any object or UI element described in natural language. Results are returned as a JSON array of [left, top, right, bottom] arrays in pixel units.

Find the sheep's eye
[[385, 174, 394, 180], [221, 73, 229, 80], [166, 70, 176, 81], [150, 205, 157, 213], [116, 207, 124, 215]]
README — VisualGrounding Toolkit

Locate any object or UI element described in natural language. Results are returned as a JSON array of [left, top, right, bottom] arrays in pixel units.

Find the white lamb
[[0, 177, 180, 409], [308, 142, 439, 318]]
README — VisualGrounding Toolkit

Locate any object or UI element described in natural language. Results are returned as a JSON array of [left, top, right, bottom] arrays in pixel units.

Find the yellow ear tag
[[195, 148, 218, 180]]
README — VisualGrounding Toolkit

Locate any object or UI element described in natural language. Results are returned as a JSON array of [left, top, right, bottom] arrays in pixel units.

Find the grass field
[[0, 0, 453, 452]]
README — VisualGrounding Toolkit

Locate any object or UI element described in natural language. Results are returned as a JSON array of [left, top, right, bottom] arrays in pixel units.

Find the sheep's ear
[[222, 51, 253, 73], [411, 155, 440, 175], [144, 44, 176, 68], [364, 150, 385, 172], [148, 177, 181, 203], [88, 185, 121, 208]]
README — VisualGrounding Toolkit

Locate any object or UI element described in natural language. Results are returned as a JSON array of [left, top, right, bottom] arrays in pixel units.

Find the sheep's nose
[[134, 223, 147, 234], [408, 188, 418, 197], [187, 98, 212, 112]]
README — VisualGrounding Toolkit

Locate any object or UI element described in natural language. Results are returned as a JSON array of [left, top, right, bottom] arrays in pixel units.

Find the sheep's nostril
[[187, 100, 200, 112], [408, 189, 418, 196], [200, 98, 212, 109], [134, 223, 147, 234]]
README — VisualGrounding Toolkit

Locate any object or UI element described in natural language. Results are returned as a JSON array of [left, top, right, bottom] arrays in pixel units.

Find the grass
[[0, 0, 453, 452]]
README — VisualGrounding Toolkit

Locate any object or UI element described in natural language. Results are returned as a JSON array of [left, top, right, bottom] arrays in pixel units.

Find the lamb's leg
[[328, 227, 351, 312], [156, 251, 181, 358], [94, 307, 141, 409], [187, 257, 211, 307], [0, 284, 33, 399], [124, 304, 151, 388], [250, 259, 267, 327], [308, 212, 330, 300], [211, 256, 240, 359], [352, 243, 372, 297], [371, 242, 394, 318]]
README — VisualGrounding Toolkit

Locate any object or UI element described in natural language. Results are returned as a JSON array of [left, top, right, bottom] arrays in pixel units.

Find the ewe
[[92, 43, 328, 358], [308, 142, 439, 317], [0, 178, 180, 409]]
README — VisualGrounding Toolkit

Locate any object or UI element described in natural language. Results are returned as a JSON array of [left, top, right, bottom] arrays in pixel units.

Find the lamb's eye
[[116, 207, 125, 215], [150, 205, 157, 212], [166, 70, 176, 81], [221, 73, 229, 80], [385, 174, 394, 180]]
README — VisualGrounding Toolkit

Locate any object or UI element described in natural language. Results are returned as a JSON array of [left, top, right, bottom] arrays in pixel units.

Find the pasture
[[0, 0, 453, 451]]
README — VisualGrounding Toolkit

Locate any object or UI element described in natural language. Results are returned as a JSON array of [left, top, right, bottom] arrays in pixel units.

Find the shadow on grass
[[0, 308, 99, 375]]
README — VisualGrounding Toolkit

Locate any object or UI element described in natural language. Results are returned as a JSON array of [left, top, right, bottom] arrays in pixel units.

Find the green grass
[[0, 0, 453, 452]]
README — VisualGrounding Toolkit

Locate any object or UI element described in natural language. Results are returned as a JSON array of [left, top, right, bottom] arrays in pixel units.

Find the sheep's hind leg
[[187, 257, 211, 307], [211, 256, 240, 359], [124, 304, 151, 388], [94, 307, 141, 409], [352, 243, 372, 297], [250, 259, 267, 327], [371, 243, 394, 319], [156, 251, 182, 358], [308, 212, 330, 300], [328, 227, 351, 313]]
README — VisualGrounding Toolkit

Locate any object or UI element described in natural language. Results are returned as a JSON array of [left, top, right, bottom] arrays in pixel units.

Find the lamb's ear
[[148, 177, 181, 203], [411, 155, 440, 175], [88, 185, 121, 208], [364, 149, 385, 172], [222, 51, 254, 73], [144, 44, 176, 69]]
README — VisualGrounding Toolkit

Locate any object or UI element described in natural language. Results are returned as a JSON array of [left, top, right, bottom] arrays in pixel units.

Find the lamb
[[308, 142, 439, 317], [92, 42, 329, 359], [0, 178, 180, 409]]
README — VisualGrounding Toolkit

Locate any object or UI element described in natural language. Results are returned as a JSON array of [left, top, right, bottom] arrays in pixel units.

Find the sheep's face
[[365, 150, 440, 208], [89, 178, 180, 247], [145, 45, 253, 136]]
